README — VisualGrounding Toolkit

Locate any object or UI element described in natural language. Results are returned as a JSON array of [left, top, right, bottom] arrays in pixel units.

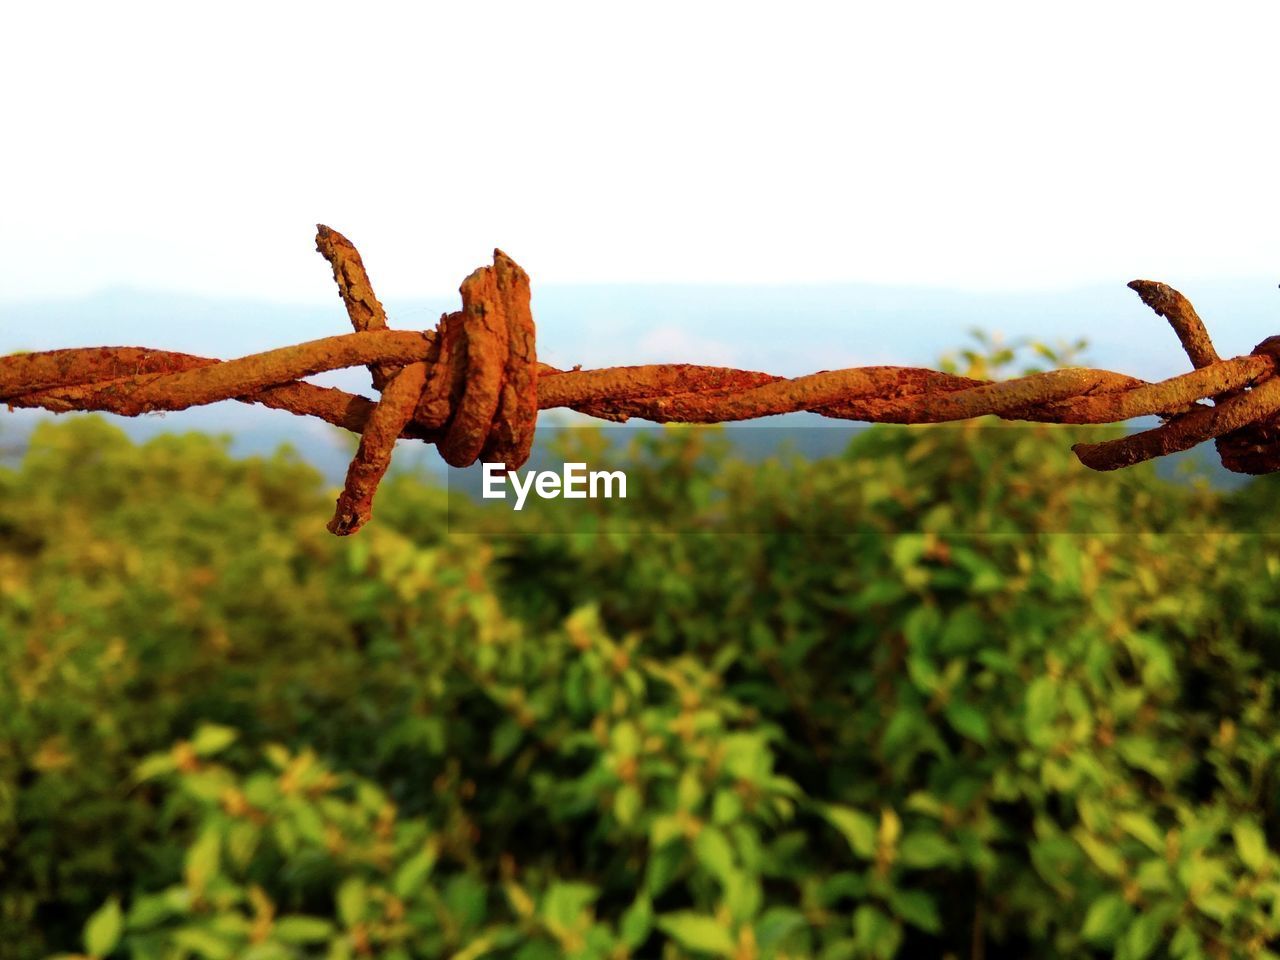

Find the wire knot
[[1212, 335, 1280, 475], [415, 251, 538, 469], [317, 230, 537, 534]]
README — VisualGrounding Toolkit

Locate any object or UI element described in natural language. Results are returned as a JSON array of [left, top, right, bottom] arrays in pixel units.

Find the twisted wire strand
[[3, 227, 1278, 534]]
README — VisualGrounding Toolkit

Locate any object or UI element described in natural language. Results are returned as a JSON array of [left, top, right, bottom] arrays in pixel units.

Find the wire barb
[[3, 228, 1277, 534]]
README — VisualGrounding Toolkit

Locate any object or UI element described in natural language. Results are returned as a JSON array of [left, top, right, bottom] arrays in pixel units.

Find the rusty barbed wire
[[3, 226, 1280, 535]]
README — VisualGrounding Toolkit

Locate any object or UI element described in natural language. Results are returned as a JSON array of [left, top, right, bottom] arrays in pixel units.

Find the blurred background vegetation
[[4, 341, 1280, 960]]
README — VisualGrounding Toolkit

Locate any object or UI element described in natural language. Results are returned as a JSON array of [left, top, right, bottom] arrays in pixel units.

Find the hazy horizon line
[[3, 271, 1277, 309]]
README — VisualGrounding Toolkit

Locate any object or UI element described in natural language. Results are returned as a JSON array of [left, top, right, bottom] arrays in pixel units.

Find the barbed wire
[[3, 226, 1279, 535]]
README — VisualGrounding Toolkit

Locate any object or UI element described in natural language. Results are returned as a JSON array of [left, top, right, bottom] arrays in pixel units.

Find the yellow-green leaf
[[1081, 894, 1130, 945], [657, 912, 736, 957], [821, 804, 877, 859], [83, 897, 123, 957], [694, 826, 735, 882], [1234, 821, 1269, 873], [272, 916, 334, 943], [191, 724, 238, 757]]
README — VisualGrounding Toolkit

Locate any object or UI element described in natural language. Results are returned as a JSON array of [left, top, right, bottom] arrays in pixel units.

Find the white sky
[[2, 1, 1278, 302]]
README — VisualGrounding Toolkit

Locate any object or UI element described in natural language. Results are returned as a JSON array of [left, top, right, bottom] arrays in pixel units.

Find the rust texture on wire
[[3, 226, 1280, 535]]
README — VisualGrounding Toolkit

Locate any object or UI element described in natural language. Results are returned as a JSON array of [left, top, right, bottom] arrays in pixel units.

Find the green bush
[[4, 343, 1280, 958]]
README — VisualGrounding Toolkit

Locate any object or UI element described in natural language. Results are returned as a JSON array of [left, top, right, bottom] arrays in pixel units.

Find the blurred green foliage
[[4, 342, 1280, 959]]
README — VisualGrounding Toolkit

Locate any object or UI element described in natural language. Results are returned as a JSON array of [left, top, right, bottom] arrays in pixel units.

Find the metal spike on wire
[[3, 226, 1280, 535]]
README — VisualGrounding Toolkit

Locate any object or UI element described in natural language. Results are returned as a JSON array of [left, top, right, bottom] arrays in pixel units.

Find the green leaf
[[541, 882, 598, 930], [1168, 924, 1198, 956], [1116, 813, 1165, 854], [172, 928, 235, 960], [821, 804, 877, 859], [263, 744, 291, 770], [889, 889, 941, 934], [906, 654, 940, 693], [904, 791, 945, 818], [452, 937, 496, 960], [271, 820, 297, 857], [180, 769, 235, 803], [650, 814, 683, 849], [819, 871, 868, 903], [903, 604, 941, 648], [1116, 737, 1172, 781], [755, 907, 807, 951], [656, 912, 736, 957], [1134, 858, 1171, 893], [1234, 821, 1269, 872], [646, 843, 684, 897], [444, 874, 489, 931], [677, 768, 704, 810], [898, 831, 958, 869], [891, 535, 927, 571], [1194, 891, 1236, 922], [490, 718, 524, 763], [724, 871, 762, 923], [240, 944, 293, 960], [191, 723, 238, 756], [620, 895, 653, 949], [336, 876, 367, 928], [1081, 893, 1131, 945], [944, 701, 990, 745], [124, 891, 180, 930], [939, 605, 985, 651], [712, 789, 744, 826], [513, 941, 557, 960], [225, 821, 260, 871], [853, 905, 902, 960], [133, 752, 179, 783], [611, 721, 640, 758], [394, 842, 439, 898], [614, 783, 641, 827], [184, 827, 222, 893], [1074, 830, 1125, 878], [292, 803, 326, 844], [1025, 676, 1058, 745], [83, 897, 123, 957], [272, 916, 335, 943], [1120, 911, 1162, 960], [694, 826, 736, 883]]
